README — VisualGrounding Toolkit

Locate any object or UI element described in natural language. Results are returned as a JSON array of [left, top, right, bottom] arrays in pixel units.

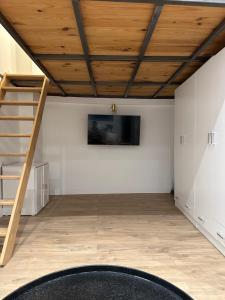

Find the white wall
[[0, 25, 42, 76], [41, 97, 174, 195], [0, 25, 174, 196]]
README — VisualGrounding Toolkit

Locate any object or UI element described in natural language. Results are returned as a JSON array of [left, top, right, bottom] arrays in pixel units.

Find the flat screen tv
[[88, 114, 140, 145]]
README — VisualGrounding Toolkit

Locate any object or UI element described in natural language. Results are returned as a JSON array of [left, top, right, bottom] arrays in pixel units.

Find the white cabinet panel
[[35, 164, 43, 214], [174, 76, 196, 214], [210, 102, 225, 228], [194, 59, 217, 223], [42, 164, 49, 207], [174, 88, 184, 202], [2, 162, 49, 216], [181, 76, 196, 214]]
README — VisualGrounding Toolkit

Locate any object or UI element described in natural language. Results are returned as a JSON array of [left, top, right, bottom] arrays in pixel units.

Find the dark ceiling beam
[[10, 80, 180, 87], [98, 0, 225, 7], [0, 12, 66, 96], [124, 4, 163, 98], [56, 80, 179, 86], [71, 0, 97, 96], [48, 93, 174, 99], [152, 16, 225, 98], [35, 53, 211, 63], [36, 54, 86, 61]]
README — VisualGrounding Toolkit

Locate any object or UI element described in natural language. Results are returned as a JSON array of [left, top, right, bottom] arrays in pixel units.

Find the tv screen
[[88, 114, 140, 145]]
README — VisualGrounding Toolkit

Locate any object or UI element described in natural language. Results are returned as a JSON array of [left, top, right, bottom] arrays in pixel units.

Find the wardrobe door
[[209, 56, 225, 228], [195, 62, 215, 224], [181, 76, 196, 215], [174, 87, 184, 205], [211, 115, 225, 228]]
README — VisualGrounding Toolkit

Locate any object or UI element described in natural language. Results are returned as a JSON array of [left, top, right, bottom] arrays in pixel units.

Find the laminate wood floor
[[0, 194, 225, 299]]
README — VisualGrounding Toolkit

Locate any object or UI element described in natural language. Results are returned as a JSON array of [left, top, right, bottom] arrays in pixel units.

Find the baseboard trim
[[196, 223, 225, 257], [175, 201, 225, 257], [175, 201, 196, 226]]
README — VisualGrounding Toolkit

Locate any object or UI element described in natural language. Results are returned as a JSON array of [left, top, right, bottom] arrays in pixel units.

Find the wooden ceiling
[[1, 0, 225, 99]]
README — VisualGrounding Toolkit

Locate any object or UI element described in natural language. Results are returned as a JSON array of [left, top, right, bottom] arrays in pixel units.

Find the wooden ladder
[[0, 73, 49, 266]]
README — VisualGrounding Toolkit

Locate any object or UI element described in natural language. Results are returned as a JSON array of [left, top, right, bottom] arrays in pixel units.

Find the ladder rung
[[0, 175, 20, 180], [6, 74, 45, 80], [0, 153, 27, 157], [0, 228, 7, 238], [2, 87, 42, 93], [0, 101, 38, 106], [0, 133, 31, 138], [0, 200, 14, 206], [0, 116, 35, 121]]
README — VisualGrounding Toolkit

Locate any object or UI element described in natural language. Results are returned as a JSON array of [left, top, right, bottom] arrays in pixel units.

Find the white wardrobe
[[175, 48, 225, 256]]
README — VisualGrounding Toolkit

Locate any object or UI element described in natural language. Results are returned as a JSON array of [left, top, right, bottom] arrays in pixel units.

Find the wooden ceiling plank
[[0, 0, 83, 54], [146, 5, 225, 57], [61, 84, 94, 95], [97, 85, 126, 96], [1, 0, 225, 99], [152, 15, 225, 97], [97, 0, 225, 8], [41, 60, 90, 81], [135, 61, 182, 82], [92, 61, 135, 81], [0, 11, 66, 96], [81, 1, 154, 56]]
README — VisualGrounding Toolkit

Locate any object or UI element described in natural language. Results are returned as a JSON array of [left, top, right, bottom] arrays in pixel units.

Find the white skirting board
[[176, 201, 225, 257]]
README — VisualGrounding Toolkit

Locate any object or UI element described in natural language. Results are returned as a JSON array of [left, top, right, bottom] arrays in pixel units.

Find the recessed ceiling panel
[[81, 0, 154, 55], [146, 5, 225, 56], [62, 84, 94, 95], [157, 85, 178, 97], [135, 62, 182, 82], [97, 85, 126, 96], [128, 86, 159, 97], [0, 0, 83, 54], [92, 61, 135, 81], [41, 60, 90, 81]]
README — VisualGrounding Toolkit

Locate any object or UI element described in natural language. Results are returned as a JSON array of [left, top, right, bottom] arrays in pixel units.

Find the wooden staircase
[[0, 73, 49, 266]]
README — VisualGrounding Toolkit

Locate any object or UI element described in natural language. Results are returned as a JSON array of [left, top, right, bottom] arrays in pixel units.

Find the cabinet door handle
[[212, 132, 216, 145], [208, 132, 212, 145], [180, 136, 182, 144], [180, 135, 184, 144], [217, 232, 224, 240], [42, 183, 48, 190], [185, 204, 190, 209], [198, 216, 205, 223]]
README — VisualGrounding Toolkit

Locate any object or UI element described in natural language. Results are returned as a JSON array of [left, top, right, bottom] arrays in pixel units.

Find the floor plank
[[0, 193, 225, 299]]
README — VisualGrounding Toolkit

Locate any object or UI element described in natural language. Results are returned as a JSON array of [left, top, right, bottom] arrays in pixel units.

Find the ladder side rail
[[0, 73, 8, 101], [0, 76, 49, 266]]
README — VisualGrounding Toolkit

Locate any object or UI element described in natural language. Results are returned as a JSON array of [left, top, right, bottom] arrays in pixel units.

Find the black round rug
[[4, 265, 193, 300]]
